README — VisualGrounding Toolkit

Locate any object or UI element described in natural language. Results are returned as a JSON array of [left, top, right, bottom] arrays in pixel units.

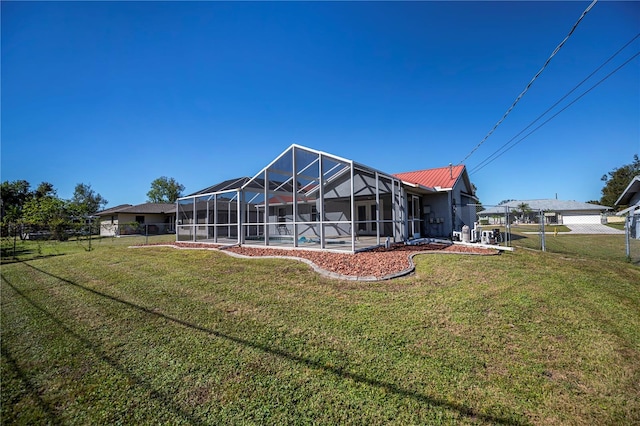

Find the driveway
[[564, 223, 624, 234]]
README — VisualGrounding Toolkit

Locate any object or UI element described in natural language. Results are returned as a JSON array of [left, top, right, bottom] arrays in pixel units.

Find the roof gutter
[[616, 204, 640, 216], [400, 180, 436, 193]]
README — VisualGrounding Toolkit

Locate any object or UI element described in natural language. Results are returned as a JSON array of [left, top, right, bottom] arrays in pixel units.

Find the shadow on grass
[[0, 253, 65, 265], [1, 345, 62, 425], [1, 274, 207, 426], [10, 262, 527, 425]]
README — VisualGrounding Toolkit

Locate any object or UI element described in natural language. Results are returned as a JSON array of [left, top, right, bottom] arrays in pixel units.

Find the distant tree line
[[1, 176, 185, 241], [1, 181, 107, 240]]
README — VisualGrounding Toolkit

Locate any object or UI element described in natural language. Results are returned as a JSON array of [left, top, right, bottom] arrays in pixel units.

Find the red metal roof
[[394, 165, 465, 190]]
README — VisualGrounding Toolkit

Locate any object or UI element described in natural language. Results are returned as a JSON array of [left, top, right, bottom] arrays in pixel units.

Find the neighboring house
[[615, 176, 640, 239], [479, 199, 611, 225], [177, 144, 477, 252], [95, 203, 176, 237]]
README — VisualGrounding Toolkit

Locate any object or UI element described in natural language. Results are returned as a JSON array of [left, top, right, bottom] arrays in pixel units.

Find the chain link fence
[[462, 204, 639, 264], [1, 221, 99, 259], [99, 222, 175, 237], [1, 221, 176, 260], [1, 221, 99, 242], [3, 207, 638, 265], [623, 212, 640, 264]]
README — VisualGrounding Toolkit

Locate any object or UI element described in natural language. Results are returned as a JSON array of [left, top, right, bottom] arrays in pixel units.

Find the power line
[[469, 33, 640, 174], [457, 0, 598, 165], [470, 50, 640, 175]]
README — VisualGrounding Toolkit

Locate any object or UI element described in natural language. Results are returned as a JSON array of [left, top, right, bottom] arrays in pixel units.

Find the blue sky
[[2, 1, 639, 207]]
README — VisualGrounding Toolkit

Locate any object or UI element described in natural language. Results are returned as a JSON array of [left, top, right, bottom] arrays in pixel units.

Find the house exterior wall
[[325, 169, 393, 199], [558, 211, 602, 224], [99, 216, 119, 237], [100, 213, 175, 236], [629, 193, 640, 240], [630, 214, 640, 240], [265, 195, 396, 239], [459, 194, 478, 230], [421, 193, 450, 238], [411, 188, 475, 239]]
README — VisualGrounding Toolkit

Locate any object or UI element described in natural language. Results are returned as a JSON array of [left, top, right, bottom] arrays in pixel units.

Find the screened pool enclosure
[[177, 145, 411, 252]]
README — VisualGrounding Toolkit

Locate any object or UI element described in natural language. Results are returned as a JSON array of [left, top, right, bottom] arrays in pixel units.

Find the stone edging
[[130, 244, 396, 281], [130, 243, 496, 281], [220, 250, 389, 281]]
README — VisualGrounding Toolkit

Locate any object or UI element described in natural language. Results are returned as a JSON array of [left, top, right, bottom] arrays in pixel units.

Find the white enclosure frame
[[176, 144, 409, 253]]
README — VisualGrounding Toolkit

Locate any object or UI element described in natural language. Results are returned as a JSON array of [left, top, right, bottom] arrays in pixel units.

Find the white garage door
[[563, 214, 601, 224]]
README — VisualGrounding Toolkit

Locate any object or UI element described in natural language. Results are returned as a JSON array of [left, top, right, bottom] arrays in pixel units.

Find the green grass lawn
[[1, 233, 176, 264], [2, 238, 639, 425], [606, 222, 625, 231], [504, 226, 640, 265]]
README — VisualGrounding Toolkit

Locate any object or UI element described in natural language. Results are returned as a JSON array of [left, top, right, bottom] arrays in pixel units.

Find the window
[[357, 205, 367, 231], [135, 216, 144, 224], [356, 200, 381, 235]]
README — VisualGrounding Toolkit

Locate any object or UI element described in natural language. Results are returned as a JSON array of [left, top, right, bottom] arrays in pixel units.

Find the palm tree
[[517, 202, 531, 224]]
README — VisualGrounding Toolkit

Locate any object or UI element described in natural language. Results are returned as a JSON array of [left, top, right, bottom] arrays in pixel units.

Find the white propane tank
[[462, 225, 470, 243]]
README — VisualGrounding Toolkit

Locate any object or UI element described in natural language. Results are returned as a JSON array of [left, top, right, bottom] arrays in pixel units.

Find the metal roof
[[96, 203, 175, 216], [615, 176, 640, 206], [188, 177, 300, 198], [95, 204, 133, 215], [393, 165, 465, 190], [480, 199, 611, 214], [186, 146, 473, 200], [187, 177, 251, 196]]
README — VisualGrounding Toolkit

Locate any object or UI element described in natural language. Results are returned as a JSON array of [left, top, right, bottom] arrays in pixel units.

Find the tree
[[70, 183, 107, 216], [1, 180, 31, 223], [147, 176, 184, 203], [600, 154, 640, 209], [1, 180, 107, 241], [34, 181, 56, 199], [471, 183, 483, 211], [516, 202, 531, 223], [22, 190, 70, 241]]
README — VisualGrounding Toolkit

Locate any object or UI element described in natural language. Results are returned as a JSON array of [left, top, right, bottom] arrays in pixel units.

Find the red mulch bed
[[142, 241, 497, 279]]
